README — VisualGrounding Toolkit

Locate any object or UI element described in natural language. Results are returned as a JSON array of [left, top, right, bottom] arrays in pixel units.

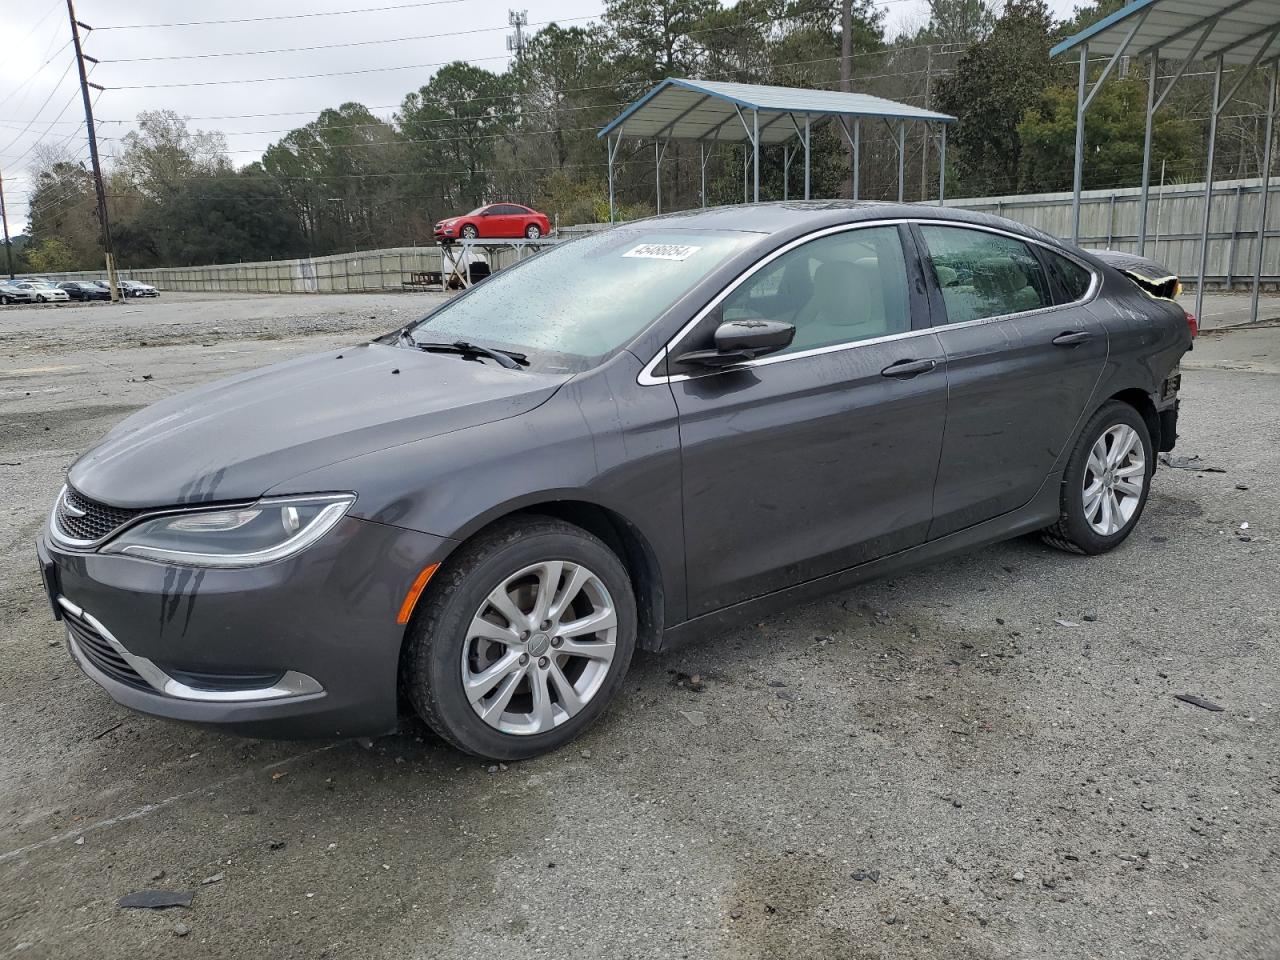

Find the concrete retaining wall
[[21, 176, 1278, 293]]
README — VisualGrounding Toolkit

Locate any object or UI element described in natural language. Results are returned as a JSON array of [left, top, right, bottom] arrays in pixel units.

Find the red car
[[434, 203, 551, 242]]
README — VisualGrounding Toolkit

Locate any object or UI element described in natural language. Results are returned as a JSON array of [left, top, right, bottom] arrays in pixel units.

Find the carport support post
[[938, 124, 947, 205], [804, 117, 811, 200], [783, 145, 791, 200], [896, 121, 905, 203], [606, 135, 616, 223], [699, 141, 706, 207], [853, 119, 861, 201], [1138, 51, 1158, 254], [752, 109, 760, 203], [1252, 60, 1277, 324], [654, 140, 665, 214], [1195, 57, 1224, 325], [1071, 43, 1088, 244]]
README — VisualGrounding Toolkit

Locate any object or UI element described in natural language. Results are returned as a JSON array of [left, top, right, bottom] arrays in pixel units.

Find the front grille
[[65, 609, 150, 691], [56, 487, 143, 544]]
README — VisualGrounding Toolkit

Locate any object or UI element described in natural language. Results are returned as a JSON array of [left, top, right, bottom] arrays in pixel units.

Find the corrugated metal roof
[[598, 77, 955, 143], [1051, 0, 1280, 66]]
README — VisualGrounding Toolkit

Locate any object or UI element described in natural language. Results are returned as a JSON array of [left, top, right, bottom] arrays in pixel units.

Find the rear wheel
[[403, 516, 636, 760], [1042, 400, 1152, 555], [524, 224, 542, 239]]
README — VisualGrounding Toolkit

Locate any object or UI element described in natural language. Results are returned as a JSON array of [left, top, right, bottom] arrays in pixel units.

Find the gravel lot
[[1, 292, 1277, 960]]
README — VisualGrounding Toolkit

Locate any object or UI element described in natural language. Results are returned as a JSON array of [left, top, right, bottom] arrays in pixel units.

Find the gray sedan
[[36, 202, 1192, 759]]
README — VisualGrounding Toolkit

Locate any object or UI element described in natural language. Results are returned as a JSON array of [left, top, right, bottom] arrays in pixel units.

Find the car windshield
[[408, 228, 758, 373], [465, 207, 487, 216]]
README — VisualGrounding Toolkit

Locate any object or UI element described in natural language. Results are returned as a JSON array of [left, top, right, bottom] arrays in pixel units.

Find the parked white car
[[118, 279, 159, 298], [6, 281, 69, 303], [0, 281, 38, 304]]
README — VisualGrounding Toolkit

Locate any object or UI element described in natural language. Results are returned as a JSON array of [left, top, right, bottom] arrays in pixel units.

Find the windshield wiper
[[410, 339, 528, 369]]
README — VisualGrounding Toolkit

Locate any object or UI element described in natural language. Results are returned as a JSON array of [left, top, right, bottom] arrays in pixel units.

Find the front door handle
[[881, 358, 939, 379], [1052, 331, 1092, 347]]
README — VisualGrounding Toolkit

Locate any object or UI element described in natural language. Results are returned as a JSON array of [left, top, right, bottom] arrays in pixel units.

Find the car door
[[914, 223, 1108, 539], [660, 223, 949, 617], [484, 204, 514, 237]]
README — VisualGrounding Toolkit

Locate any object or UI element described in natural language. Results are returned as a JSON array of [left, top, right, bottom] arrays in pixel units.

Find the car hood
[[68, 343, 570, 509]]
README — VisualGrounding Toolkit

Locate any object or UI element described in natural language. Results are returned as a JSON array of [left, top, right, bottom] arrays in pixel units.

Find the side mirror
[[675, 319, 796, 368]]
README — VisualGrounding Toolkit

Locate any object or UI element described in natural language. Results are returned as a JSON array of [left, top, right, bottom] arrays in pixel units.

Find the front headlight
[[101, 494, 354, 568]]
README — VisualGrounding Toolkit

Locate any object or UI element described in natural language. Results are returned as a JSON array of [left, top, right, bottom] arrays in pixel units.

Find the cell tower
[[507, 9, 528, 65]]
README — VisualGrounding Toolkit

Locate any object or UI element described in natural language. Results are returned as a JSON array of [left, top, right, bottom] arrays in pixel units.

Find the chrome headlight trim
[[96, 493, 356, 568]]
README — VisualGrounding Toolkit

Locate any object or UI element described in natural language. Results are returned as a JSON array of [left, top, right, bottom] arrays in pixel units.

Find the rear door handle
[[881, 358, 939, 379], [1052, 331, 1092, 347]]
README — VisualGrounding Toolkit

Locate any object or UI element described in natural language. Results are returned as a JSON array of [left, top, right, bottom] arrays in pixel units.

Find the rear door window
[[920, 226, 1053, 324]]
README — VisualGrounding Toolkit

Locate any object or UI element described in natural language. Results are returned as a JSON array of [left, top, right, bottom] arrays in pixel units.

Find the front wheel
[[403, 516, 637, 760], [524, 224, 542, 239], [36, 295, 47, 303], [1042, 400, 1153, 555], [460, 224, 479, 240]]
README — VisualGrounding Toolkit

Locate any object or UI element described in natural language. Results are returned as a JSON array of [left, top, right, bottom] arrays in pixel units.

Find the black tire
[[1042, 400, 1153, 555], [524, 224, 541, 239], [403, 516, 637, 760], [36, 295, 46, 303], [460, 224, 479, 240]]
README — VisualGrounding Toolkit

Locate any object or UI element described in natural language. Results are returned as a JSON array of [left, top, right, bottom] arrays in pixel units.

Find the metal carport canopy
[[1051, 0, 1280, 325], [598, 78, 956, 220], [598, 78, 955, 144], [1050, 0, 1280, 65]]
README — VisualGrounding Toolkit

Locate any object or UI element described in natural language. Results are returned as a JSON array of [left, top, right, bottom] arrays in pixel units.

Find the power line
[[0, 58, 79, 158], [100, 16, 596, 65], [96, 0, 493, 30]]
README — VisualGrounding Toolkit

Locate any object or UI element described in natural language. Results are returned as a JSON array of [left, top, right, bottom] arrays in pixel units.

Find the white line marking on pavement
[[0, 743, 341, 865]]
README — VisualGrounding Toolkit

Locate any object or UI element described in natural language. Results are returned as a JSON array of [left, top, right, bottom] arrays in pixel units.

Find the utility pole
[[0, 170, 13, 279], [66, 0, 120, 301], [841, 0, 854, 198]]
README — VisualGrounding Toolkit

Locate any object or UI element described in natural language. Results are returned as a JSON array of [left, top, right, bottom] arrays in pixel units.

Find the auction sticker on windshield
[[623, 243, 702, 261]]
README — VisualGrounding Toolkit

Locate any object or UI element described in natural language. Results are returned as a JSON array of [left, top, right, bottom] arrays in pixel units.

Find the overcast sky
[[0, 0, 1075, 234]]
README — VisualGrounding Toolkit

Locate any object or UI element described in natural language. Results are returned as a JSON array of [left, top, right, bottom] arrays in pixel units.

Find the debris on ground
[[668, 670, 706, 693], [200, 873, 223, 885], [118, 890, 194, 909], [173, 922, 192, 937], [1159, 454, 1226, 473], [1174, 694, 1225, 712], [1054, 619, 1080, 628], [678, 709, 707, 727]]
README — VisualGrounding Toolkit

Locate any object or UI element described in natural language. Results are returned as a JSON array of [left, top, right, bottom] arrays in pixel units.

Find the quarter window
[[921, 226, 1052, 324], [720, 226, 911, 356], [1044, 250, 1093, 303]]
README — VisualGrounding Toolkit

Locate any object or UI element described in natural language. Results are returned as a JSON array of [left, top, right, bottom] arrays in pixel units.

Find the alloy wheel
[[461, 560, 617, 736], [1082, 423, 1145, 536]]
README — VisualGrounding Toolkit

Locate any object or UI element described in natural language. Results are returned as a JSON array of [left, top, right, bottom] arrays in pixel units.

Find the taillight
[[1184, 311, 1198, 338]]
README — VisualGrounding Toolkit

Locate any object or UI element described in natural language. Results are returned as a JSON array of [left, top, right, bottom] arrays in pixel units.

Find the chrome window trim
[[637, 217, 1101, 386], [60, 596, 324, 702]]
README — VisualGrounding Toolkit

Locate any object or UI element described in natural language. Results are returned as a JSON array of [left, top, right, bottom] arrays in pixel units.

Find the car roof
[[623, 200, 1069, 251]]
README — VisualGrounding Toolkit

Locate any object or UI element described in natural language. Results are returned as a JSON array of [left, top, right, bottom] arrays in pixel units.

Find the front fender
[[270, 352, 687, 623]]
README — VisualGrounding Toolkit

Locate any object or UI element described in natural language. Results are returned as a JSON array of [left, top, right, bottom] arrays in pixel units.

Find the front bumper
[[38, 517, 455, 739]]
